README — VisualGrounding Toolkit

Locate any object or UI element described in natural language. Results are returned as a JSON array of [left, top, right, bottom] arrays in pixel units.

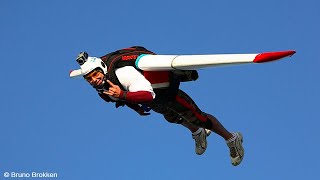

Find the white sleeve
[[115, 66, 156, 98]]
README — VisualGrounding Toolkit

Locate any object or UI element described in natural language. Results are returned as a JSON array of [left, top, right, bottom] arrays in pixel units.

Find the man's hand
[[103, 80, 122, 98]]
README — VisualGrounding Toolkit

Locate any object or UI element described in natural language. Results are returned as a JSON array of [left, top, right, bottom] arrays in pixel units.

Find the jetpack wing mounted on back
[[135, 50, 296, 71]]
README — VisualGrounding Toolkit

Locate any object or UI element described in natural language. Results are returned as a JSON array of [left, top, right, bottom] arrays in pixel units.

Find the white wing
[[135, 50, 296, 71]]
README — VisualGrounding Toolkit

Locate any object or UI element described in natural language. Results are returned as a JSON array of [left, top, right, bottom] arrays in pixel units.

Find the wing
[[135, 50, 296, 71]]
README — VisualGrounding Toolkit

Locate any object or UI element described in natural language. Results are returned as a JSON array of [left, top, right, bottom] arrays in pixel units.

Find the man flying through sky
[[70, 46, 244, 166]]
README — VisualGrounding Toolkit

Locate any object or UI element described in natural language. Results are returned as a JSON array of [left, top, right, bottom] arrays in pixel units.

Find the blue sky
[[0, 0, 319, 179]]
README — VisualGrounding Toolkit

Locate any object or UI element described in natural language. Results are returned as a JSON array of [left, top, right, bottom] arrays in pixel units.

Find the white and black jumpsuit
[[98, 65, 213, 129]]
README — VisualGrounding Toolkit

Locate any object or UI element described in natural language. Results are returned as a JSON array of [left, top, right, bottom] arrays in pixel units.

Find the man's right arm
[[115, 66, 156, 104]]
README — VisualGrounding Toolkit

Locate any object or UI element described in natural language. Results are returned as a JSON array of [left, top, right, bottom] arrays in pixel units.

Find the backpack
[[99, 46, 199, 91]]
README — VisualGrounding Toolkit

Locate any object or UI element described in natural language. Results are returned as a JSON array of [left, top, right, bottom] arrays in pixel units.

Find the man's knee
[[187, 114, 213, 130], [199, 118, 213, 129], [164, 114, 184, 124]]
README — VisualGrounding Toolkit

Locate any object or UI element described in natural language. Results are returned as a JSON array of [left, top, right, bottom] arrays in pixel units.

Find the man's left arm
[[99, 90, 150, 115], [104, 80, 154, 104], [104, 66, 155, 104]]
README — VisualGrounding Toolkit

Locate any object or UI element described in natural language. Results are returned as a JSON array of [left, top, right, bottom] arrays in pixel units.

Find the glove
[[115, 101, 126, 108], [141, 104, 151, 112], [137, 108, 151, 116]]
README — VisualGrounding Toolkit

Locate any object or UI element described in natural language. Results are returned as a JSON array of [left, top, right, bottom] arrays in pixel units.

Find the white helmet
[[70, 57, 107, 78]]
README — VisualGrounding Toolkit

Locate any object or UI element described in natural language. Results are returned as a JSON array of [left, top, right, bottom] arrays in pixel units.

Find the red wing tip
[[253, 50, 296, 63]]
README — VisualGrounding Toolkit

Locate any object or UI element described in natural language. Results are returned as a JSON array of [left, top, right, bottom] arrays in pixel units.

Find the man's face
[[84, 70, 105, 87]]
